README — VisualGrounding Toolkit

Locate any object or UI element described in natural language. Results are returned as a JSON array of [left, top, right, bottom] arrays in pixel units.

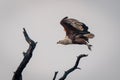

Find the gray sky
[[0, 0, 120, 80]]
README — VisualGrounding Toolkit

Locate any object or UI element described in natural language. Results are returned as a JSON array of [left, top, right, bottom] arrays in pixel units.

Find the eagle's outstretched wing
[[60, 17, 90, 39], [60, 17, 78, 36], [64, 18, 89, 32]]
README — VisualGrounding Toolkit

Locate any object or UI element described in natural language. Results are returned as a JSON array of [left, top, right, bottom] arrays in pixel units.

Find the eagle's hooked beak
[[57, 41, 61, 44]]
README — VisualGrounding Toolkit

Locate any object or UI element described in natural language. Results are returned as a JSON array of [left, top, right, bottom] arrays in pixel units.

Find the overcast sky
[[0, 0, 120, 80]]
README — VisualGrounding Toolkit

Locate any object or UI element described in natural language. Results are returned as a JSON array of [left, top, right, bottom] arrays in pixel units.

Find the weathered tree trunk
[[12, 28, 37, 80]]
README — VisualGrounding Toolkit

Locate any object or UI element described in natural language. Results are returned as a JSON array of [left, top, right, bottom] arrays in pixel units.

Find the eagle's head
[[57, 38, 72, 45], [57, 40, 69, 45], [57, 40, 64, 44]]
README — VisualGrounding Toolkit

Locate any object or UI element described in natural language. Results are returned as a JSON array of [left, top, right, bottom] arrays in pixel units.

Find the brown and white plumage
[[57, 17, 94, 50]]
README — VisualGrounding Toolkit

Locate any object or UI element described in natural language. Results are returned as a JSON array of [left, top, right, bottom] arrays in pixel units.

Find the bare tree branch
[[53, 71, 58, 80], [12, 28, 37, 80], [59, 54, 88, 80]]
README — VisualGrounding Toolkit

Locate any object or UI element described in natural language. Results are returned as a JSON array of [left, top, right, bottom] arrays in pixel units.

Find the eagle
[[57, 17, 94, 50]]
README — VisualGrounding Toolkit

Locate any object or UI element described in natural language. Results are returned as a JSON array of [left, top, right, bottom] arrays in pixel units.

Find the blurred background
[[0, 0, 120, 80]]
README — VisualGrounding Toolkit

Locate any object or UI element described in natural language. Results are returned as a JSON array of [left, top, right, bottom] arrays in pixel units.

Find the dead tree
[[12, 28, 88, 80], [12, 28, 37, 80], [53, 54, 88, 80]]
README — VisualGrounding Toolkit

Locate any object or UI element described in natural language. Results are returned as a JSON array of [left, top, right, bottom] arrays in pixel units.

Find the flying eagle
[[57, 17, 94, 50]]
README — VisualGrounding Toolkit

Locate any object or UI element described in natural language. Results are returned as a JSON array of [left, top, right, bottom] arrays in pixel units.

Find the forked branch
[[53, 54, 88, 80], [12, 28, 37, 80]]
